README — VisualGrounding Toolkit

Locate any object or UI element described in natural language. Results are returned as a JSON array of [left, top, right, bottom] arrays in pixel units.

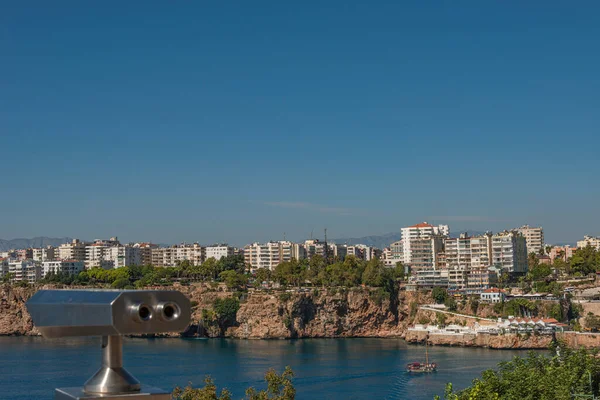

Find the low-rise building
[[413, 268, 449, 288], [480, 288, 505, 303], [549, 245, 576, 262], [16, 248, 33, 260]]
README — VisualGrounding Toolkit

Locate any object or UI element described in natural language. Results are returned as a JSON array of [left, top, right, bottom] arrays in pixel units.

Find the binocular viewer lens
[[130, 302, 181, 323]]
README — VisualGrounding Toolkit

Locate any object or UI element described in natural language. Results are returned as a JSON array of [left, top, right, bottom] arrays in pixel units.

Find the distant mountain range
[[0, 237, 73, 251], [332, 231, 485, 249]]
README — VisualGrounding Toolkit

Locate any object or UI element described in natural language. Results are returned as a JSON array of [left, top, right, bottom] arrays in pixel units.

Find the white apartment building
[[57, 239, 87, 261], [408, 236, 445, 270], [401, 222, 449, 266], [445, 233, 493, 270], [329, 243, 347, 260], [85, 244, 110, 269], [304, 240, 327, 259], [9, 260, 41, 283], [105, 246, 141, 268], [32, 246, 56, 262], [134, 242, 158, 265], [150, 244, 205, 267], [42, 260, 85, 277], [491, 231, 528, 273], [516, 225, 544, 254], [244, 241, 295, 271], [205, 244, 233, 261], [577, 236, 600, 250]]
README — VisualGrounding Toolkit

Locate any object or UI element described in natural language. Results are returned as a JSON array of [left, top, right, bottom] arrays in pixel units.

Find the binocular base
[[55, 385, 170, 400]]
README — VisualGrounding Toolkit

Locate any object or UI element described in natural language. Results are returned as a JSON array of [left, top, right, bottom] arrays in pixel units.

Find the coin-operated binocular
[[27, 290, 191, 400]]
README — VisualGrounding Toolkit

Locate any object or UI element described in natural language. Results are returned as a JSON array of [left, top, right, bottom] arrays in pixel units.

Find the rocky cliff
[[0, 284, 430, 338], [4, 284, 600, 350]]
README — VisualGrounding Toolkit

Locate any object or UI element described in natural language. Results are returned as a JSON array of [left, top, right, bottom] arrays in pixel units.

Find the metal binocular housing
[[27, 289, 191, 400]]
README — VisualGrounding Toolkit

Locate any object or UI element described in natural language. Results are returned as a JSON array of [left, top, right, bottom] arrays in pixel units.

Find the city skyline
[[3, 2, 600, 245]]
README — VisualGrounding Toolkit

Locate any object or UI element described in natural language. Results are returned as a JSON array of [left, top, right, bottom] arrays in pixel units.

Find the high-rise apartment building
[[9, 260, 41, 283], [134, 243, 158, 266], [408, 236, 445, 270], [516, 225, 544, 255], [401, 222, 449, 266], [304, 240, 327, 259], [244, 241, 295, 271], [491, 231, 528, 273], [57, 239, 87, 261], [205, 244, 233, 261], [104, 246, 141, 268], [33, 246, 56, 262]]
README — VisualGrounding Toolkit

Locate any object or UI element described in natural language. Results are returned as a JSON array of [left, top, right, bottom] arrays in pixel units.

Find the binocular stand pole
[[54, 335, 171, 400]]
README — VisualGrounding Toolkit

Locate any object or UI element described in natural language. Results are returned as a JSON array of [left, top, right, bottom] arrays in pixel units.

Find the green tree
[[219, 270, 248, 290], [200, 258, 218, 281], [432, 287, 448, 304], [254, 268, 272, 285], [173, 367, 295, 400], [245, 366, 295, 400], [438, 346, 600, 400], [212, 297, 240, 333], [172, 376, 232, 400]]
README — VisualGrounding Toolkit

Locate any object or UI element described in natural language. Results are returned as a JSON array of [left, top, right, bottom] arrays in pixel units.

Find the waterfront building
[[8, 260, 41, 283], [42, 260, 85, 277], [401, 222, 448, 266], [480, 288, 506, 303], [205, 244, 233, 261], [413, 268, 449, 288], [57, 239, 87, 261], [491, 231, 528, 273], [32, 246, 56, 262], [577, 236, 600, 250], [515, 225, 544, 255]]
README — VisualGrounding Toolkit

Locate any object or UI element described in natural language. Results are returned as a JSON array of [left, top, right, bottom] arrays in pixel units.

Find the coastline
[[3, 284, 600, 350]]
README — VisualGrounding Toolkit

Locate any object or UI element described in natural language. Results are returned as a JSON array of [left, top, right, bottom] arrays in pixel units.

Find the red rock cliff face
[[0, 284, 429, 338], [0, 285, 37, 335], [227, 288, 417, 339]]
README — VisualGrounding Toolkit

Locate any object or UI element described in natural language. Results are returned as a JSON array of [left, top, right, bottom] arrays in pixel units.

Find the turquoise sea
[[0, 337, 532, 399]]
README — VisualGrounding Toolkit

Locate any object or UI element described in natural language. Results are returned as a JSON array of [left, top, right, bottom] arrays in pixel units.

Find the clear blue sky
[[2, 1, 599, 246]]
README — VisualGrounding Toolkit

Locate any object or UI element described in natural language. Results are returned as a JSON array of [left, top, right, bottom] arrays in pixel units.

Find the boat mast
[[425, 339, 429, 365]]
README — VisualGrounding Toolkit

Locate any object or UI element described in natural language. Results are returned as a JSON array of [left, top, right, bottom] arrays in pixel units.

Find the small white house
[[480, 288, 506, 303]]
